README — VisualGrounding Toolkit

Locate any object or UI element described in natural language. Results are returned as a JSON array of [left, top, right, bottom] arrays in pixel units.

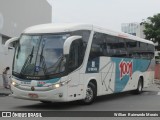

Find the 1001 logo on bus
[[119, 60, 133, 80]]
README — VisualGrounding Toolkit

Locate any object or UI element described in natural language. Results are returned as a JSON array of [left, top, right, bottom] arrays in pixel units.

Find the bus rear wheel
[[135, 78, 143, 94], [81, 82, 96, 105]]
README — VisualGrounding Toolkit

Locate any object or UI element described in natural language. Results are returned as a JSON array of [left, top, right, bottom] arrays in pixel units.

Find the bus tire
[[135, 78, 143, 94], [81, 82, 96, 105]]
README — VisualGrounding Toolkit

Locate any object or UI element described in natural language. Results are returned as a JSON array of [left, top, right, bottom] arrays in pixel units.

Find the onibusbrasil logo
[[2, 112, 42, 118]]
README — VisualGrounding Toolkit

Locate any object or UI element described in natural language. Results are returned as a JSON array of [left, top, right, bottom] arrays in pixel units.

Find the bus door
[[67, 39, 83, 100]]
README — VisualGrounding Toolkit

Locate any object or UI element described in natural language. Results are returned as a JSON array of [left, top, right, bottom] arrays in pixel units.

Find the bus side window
[[147, 44, 154, 59], [89, 33, 104, 60], [126, 39, 138, 58], [105, 35, 127, 57]]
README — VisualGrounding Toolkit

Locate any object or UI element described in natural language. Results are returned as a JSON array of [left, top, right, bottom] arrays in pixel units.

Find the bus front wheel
[[135, 78, 143, 94], [81, 82, 96, 105]]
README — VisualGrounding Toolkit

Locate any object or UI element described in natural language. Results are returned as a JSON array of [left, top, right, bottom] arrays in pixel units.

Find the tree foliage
[[143, 13, 160, 47]]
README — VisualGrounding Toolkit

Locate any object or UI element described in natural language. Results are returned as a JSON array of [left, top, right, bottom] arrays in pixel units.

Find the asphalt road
[[0, 84, 160, 111]]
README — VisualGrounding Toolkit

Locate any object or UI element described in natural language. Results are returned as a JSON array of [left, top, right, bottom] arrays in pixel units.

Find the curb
[[0, 93, 10, 96]]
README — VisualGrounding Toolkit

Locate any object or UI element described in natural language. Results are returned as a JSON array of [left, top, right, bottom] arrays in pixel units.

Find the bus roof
[[93, 25, 154, 45], [23, 23, 93, 34], [23, 23, 154, 45]]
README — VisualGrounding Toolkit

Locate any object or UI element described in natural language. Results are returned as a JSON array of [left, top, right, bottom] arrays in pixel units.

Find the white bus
[[11, 23, 155, 104]]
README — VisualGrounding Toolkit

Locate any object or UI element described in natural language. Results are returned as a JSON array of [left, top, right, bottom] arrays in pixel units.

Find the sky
[[47, 0, 160, 32]]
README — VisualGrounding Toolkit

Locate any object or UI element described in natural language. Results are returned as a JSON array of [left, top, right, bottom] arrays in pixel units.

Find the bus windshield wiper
[[46, 55, 65, 74], [20, 46, 34, 74], [38, 43, 48, 75]]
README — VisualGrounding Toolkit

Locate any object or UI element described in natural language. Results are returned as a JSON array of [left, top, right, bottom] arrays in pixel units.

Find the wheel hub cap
[[85, 87, 93, 102]]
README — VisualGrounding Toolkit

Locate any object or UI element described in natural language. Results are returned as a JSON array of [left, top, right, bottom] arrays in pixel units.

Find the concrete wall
[[0, 45, 14, 87], [0, 0, 51, 37], [155, 63, 160, 80]]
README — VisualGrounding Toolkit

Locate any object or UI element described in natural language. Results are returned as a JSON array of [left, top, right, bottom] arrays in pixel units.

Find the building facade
[[121, 23, 139, 36], [121, 22, 145, 39], [136, 23, 146, 39], [0, 0, 51, 45]]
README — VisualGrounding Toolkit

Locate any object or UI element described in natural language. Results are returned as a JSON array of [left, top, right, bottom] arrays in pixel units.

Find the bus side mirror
[[63, 36, 82, 55], [4, 37, 19, 54]]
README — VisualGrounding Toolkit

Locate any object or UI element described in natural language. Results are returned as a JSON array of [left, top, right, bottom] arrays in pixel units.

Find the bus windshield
[[13, 34, 70, 78]]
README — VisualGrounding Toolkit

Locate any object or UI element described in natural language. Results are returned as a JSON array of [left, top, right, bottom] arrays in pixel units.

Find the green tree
[[143, 13, 160, 50]]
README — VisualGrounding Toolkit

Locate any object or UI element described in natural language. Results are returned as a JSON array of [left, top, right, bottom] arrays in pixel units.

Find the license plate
[[28, 93, 38, 98]]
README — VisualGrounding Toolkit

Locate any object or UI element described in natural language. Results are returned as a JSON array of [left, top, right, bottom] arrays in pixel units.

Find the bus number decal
[[119, 60, 133, 80]]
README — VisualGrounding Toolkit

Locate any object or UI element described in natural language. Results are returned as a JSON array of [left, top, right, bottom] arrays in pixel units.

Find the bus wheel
[[81, 82, 96, 105], [135, 78, 143, 94]]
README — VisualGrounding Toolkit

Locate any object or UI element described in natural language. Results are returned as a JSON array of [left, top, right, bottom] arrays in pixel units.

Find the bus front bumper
[[10, 85, 68, 102]]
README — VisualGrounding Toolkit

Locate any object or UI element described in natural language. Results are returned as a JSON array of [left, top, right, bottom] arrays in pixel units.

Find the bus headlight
[[12, 81, 16, 86], [11, 81, 18, 87], [52, 80, 70, 89], [54, 84, 60, 88]]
